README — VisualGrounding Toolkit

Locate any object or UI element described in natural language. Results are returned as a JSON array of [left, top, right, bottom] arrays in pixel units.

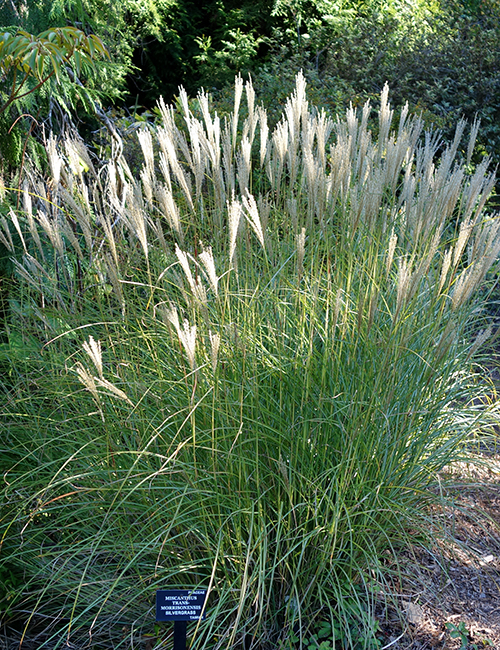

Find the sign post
[[155, 589, 207, 650]]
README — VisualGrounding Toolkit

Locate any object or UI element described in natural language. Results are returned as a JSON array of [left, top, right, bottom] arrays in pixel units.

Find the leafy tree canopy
[[0, 26, 108, 115]]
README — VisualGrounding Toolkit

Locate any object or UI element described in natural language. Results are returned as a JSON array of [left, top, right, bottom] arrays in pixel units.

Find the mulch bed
[[375, 457, 500, 649]]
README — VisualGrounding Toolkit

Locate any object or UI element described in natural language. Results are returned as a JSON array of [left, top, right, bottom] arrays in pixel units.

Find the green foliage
[[0, 26, 107, 83], [0, 561, 24, 612], [124, 0, 275, 102], [0, 26, 108, 115], [4, 0, 498, 153], [194, 29, 263, 87], [445, 620, 494, 649], [445, 621, 471, 649], [0, 24, 108, 179], [382, 10, 500, 166], [0, 109, 22, 169], [0, 1, 132, 162], [1, 0, 275, 106], [279, 608, 382, 649]]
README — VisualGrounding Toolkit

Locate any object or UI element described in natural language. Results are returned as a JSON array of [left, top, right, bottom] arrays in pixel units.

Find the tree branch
[[0, 70, 55, 115]]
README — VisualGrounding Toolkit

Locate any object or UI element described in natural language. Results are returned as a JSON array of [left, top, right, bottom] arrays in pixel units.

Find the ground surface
[[376, 453, 500, 650]]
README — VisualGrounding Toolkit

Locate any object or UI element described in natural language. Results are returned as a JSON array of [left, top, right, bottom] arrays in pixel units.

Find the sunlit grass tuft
[[1, 73, 499, 649]]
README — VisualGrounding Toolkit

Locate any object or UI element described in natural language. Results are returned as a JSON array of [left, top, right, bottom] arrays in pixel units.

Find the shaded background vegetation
[[1, 0, 500, 142]]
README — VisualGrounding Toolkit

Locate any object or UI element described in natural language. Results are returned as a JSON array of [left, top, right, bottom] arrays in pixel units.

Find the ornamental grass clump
[[1, 73, 499, 649]]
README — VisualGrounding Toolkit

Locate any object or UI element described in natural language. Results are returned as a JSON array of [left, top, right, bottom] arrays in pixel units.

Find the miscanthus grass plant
[[1, 73, 499, 649]]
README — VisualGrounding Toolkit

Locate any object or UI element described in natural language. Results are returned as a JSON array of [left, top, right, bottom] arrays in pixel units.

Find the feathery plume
[[11, 258, 44, 291], [160, 132, 194, 211], [258, 107, 269, 168], [65, 139, 85, 179], [94, 376, 133, 404], [449, 118, 466, 163], [35, 209, 65, 258], [193, 279, 207, 306], [74, 363, 101, 413], [438, 248, 452, 294], [237, 136, 252, 195], [244, 78, 257, 145], [60, 186, 92, 254], [82, 336, 103, 379], [378, 82, 394, 156], [179, 320, 197, 370], [315, 109, 334, 170], [222, 121, 235, 194], [209, 331, 221, 372], [154, 217, 169, 257], [9, 208, 27, 254], [199, 244, 218, 296], [164, 311, 198, 370], [452, 221, 472, 268], [140, 166, 154, 203], [296, 227, 306, 278], [158, 147, 173, 194], [125, 182, 149, 260], [156, 184, 183, 240], [396, 256, 411, 317], [271, 120, 288, 192], [187, 119, 205, 199], [467, 116, 481, 167], [100, 208, 119, 269], [198, 88, 215, 143], [332, 288, 343, 333], [25, 205, 44, 259], [242, 191, 265, 249], [166, 304, 180, 332], [175, 244, 196, 292], [65, 136, 95, 177], [105, 256, 124, 313], [176, 244, 207, 305], [345, 103, 358, 154], [228, 195, 242, 267], [257, 194, 271, 235], [386, 231, 397, 278], [47, 135, 62, 190], [468, 324, 493, 360], [23, 182, 32, 217], [178, 86, 191, 123], [232, 75, 244, 150]]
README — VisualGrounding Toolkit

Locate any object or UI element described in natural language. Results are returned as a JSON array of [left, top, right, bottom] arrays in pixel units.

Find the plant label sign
[[156, 589, 207, 622]]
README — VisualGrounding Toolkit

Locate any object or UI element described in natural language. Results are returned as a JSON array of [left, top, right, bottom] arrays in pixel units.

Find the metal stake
[[173, 620, 187, 650]]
